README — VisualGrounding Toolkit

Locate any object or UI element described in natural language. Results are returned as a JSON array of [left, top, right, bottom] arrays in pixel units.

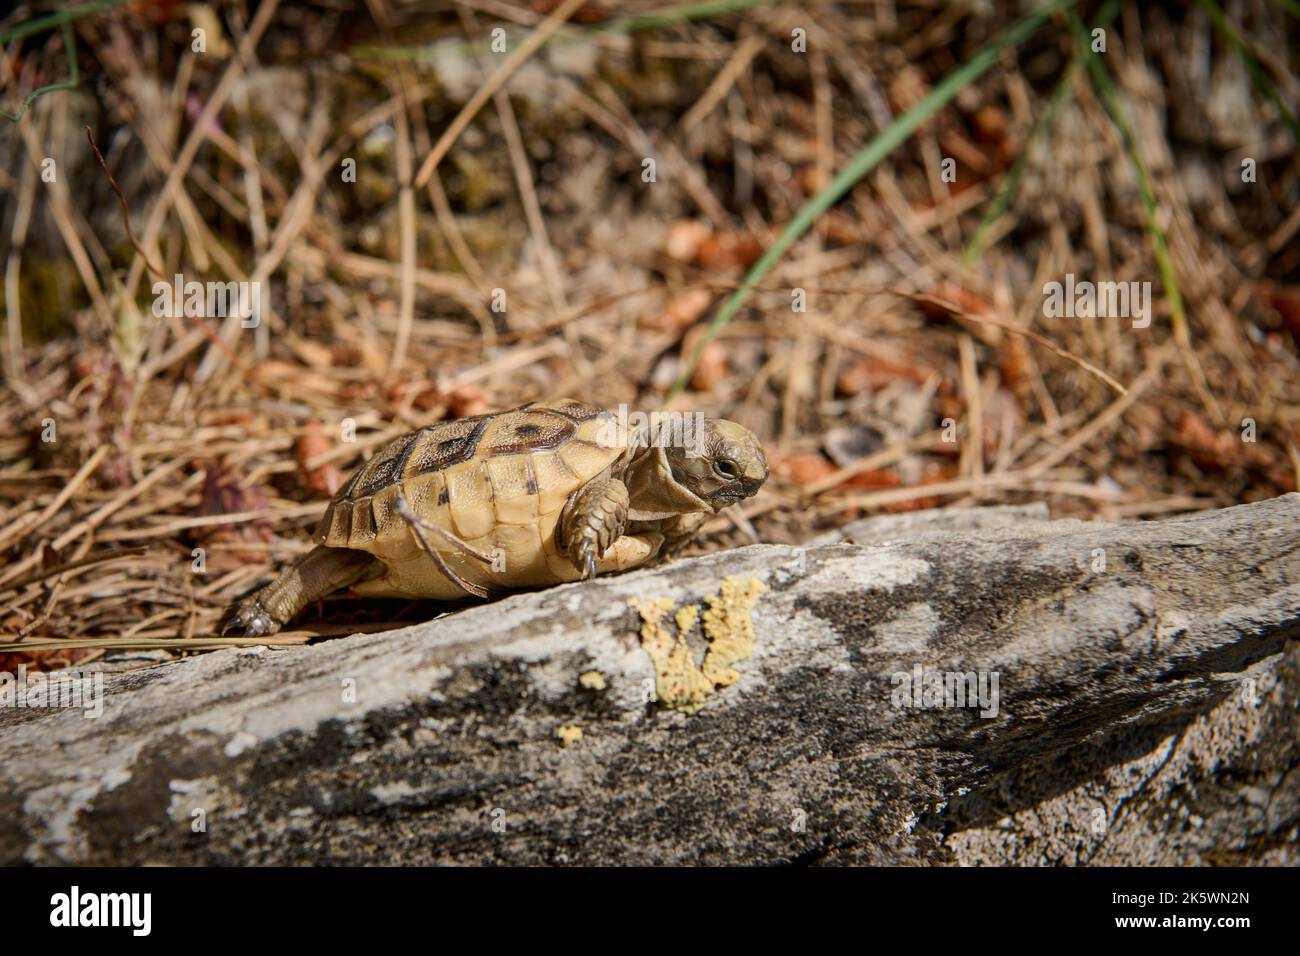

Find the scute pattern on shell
[[400, 415, 490, 480], [312, 399, 623, 568]]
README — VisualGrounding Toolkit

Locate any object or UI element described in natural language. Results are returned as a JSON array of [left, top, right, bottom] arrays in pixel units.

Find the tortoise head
[[663, 418, 768, 512]]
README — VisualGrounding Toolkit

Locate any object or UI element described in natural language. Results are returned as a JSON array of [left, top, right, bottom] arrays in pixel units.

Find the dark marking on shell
[[534, 401, 605, 426], [337, 466, 363, 501], [483, 412, 572, 456], [404, 416, 491, 479], [371, 490, 393, 531], [350, 497, 375, 541], [352, 431, 419, 498], [524, 456, 538, 495], [392, 428, 423, 482]]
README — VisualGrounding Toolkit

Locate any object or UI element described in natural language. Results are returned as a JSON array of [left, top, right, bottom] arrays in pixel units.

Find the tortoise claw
[[222, 597, 282, 637]]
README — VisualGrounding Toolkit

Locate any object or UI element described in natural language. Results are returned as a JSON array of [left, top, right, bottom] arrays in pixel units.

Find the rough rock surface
[[1, 495, 1297, 865]]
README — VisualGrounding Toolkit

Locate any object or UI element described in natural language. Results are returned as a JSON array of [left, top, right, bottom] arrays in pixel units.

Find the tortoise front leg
[[223, 545, 381, 636], [595, 532, 664, 574], [654, 512, 708, 559], [559, 473, 630, 579], [622, 512, 707, 562]]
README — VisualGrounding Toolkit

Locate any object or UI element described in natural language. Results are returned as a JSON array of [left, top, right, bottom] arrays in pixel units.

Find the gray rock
[[1, 494, 1296, 865], [810, 501, 1053, 546]]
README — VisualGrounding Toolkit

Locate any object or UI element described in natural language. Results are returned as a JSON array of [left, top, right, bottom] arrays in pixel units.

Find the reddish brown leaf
[[836, 356, 935, 396], [641, 288, 712, 334], [999, 334, 1032, 403], [664, 220, 711, 263], [777, 453, 838, 486], [296, 422, 346, 498], [448, 384, 491, 418], [689, 342, 729, 392], [695, 231, 763, 272], [198, 460, 273, 568], [844, 468, 902, 490]]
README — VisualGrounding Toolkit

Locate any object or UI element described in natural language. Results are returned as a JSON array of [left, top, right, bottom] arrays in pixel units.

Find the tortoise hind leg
[[223, 546, 382, 636]]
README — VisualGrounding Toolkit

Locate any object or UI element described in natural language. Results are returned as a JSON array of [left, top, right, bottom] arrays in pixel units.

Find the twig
[[84, 126, 164, 281], [412, 0, 590, 190]]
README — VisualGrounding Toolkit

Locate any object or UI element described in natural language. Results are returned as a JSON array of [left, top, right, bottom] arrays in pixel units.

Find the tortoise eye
[[713, 459, 740, 480]]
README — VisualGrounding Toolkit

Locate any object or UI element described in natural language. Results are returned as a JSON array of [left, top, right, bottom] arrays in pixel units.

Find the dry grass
[[0, 0, 1297, 667]]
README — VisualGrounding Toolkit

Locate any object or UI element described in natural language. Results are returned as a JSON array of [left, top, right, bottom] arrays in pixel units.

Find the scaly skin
[[559, 475, 630, 579], [223, 546, 381, 637]]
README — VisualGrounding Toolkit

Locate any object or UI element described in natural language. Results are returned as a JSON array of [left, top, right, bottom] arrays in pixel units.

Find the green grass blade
[[960, 59, 1077, 265], [962, 0, 1121, 264], [1198, 0, 1300, 144], [1, 20, 79, 123], [0, 0, 126, 45], [1067, 11, 1191, 350], [0, 0, 134, 122], [593, 0, 788, 33], [669, 0, 1081, 399]]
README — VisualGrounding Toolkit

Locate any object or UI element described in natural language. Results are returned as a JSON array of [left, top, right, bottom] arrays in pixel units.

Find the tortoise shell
[[314, 399, 626, 596]]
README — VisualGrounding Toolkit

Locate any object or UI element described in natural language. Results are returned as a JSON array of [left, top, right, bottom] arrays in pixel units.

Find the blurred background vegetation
[[0, 0, 1297, 658]]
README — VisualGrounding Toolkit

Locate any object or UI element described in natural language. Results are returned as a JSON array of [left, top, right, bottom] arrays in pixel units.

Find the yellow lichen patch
[[579, 670, 607, 691], [674, 604, 699, 640], [701, 577, 768, 687], [630, 596, 714, 713], [555, 724, 583, 747], [629, 577, 767, 713]]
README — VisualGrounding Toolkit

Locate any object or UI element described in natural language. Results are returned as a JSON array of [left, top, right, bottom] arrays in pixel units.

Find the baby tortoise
[[222, 398, 767, 635]]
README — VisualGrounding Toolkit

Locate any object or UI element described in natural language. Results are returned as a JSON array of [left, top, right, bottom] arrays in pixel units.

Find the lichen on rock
[[701, 577, 767, 687], [630, 596, 714, 712], [555, 725, 583, 747], [630, 576, 768, 712]]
